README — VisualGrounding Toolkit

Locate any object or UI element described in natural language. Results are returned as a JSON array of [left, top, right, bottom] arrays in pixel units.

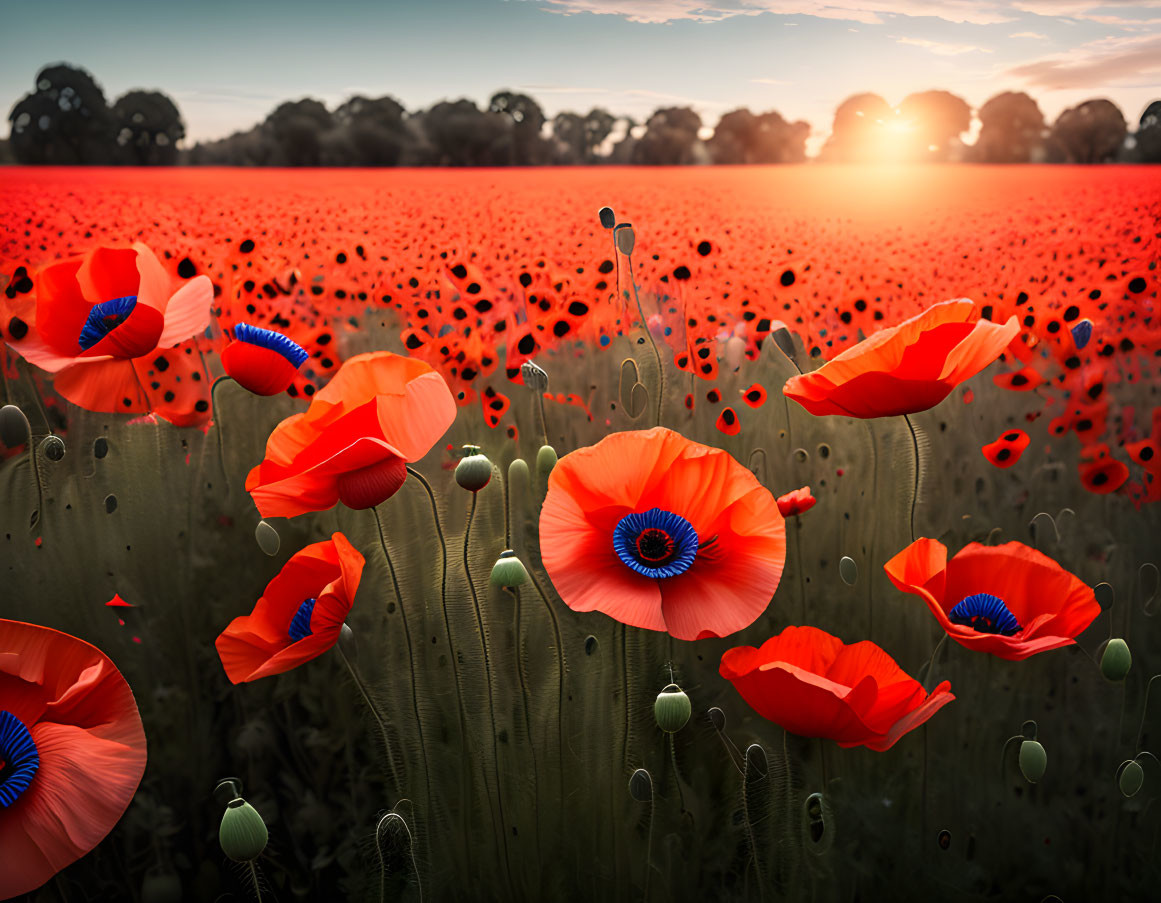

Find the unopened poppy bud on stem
[[490, 550, 529, 588], [1099, 638, 1131, 681], [1019, 739, 1047, 783], [219, 797, 268, 862], [455, 444, 492, 492], [520, 360, 548, 392], [654, 683, 692, 733], [598, 206, 616, 229], [536, 444, 557, 479], [615, 223, 635, 256]]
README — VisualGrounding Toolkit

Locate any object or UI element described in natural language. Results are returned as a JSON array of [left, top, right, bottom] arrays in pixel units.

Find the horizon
[[2, 0, 1159, 158]]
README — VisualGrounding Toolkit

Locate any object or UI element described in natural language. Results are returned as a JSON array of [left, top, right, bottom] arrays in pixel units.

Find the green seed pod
[[219, 797, 268, 862], [615, 223, 635, 256], [537, 444, 557, 479], [455, 445, 492, 492], [1018, 739, 1047, 783], [654, 683, 691, 733], [1119, 759, 1145, 797], [490, 550, 529, 588], [1100, 638, 1132, 682], [628, 768, 653, 802], [508, 457, 529, 489]]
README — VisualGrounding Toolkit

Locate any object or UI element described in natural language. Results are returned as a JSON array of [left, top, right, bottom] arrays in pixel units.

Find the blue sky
[[2, 0, 1158, 153]]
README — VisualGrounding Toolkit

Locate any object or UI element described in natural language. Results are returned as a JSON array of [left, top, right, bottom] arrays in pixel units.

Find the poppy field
[[1, 164, 1160, 902]]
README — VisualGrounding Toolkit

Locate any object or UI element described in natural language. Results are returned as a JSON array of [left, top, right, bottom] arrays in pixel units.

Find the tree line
[[4, 63, 1159, 166]]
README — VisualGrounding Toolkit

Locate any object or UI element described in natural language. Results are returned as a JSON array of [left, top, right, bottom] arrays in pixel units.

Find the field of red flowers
[[2, 165, 1159, 498]]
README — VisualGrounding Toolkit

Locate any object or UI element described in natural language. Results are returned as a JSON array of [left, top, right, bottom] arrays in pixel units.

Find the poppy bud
[[1118, 759, 1144, 797], [839, 556, 858, 586], [255, 520, 280, 557], [520, 360, 549, 392], [537, 444, 557, 479], [598, 206, 616, 229], [654, 683, 691, 733], [219, 797, 268, 862], [1018, 739, 1047, 783], [1099, 638, 1131, 682], [455, 445, 492, 492], [212, 777, 243, 808], [337, 454, 408, 509], [615, 223, 635, 256], [0, 404, 30, 447], [490, 550, 529, 588], [41, 435, 66, 461], [628, 768, 653, 802], [508, 457, 530, 488]]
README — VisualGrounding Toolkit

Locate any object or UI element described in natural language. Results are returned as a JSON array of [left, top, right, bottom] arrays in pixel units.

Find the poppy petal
[[52, 360, 148, 413], [156, 275, 213, 349]]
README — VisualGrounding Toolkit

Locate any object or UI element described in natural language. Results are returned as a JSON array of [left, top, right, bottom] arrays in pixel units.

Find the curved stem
[[336, 641, 401, 790], [463, 492, 513, 885], [902, 413, 921, 543], [248, 861, 263, 903], [626, 252, 664, 426]]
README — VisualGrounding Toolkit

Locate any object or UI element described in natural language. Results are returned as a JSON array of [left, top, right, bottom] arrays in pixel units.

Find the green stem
[[626, 252, 664, 426], [336, 641, 401, 790]]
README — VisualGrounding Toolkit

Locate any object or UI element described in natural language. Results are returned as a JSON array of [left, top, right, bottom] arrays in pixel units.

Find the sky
[[1, 0, 1159, 156]]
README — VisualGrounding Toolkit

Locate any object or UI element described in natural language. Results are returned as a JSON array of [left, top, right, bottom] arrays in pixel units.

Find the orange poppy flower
[[215, 533, 365, 683], [884, 538, 1100, 661], [782, 300, 1019, 418], [0, 619, 147, 898], [3, 243, 211, 413], [539, 427, 785, 641], [720, 625, 954, 751], [245, 351, 457, 518]]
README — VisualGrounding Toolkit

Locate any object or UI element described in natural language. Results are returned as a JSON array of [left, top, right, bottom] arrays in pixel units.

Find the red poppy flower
[[0, 619, 147, 898], [215, 533, 365, 683], [884, 538, 1100, 661], [981, 429, 1030, 468], [720, 625, 953, 751], [245, 351, 457, 518], [221, 323, 309, 396], [782, 300, 1019, 418], [3, 243, 212, 413], [776, 486, 816, 517], [539, 427, 785, 641]]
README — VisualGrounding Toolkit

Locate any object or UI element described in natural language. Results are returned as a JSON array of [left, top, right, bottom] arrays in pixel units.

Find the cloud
[[895, 36, 995, 55], [1009, 31, 1050, 37], [533, 1, 1161, 27], [533, 1, 1016, 26], [1007, 31, 1161, 89], [751, 77, 793, 84]]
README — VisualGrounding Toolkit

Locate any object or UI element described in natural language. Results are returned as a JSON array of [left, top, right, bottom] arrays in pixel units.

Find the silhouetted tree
[[632, 107, 703, 165], [330, 95, 416, 165], [1131, 100, 1161, 163], [8, 64, 114, 164], [1048, 99, 1127, 164], [584, 109, 616, 158], [266, 98, 333, 166], [973, 91, 1046, 163], [898, 90, 971, 161], [819, 93, 891, 162], [709, 108, 808, 164], [419, 99, 511, 166], [552, 107, 618, 163], [112, 90, 184, 165], [489, 91, 549, 165]]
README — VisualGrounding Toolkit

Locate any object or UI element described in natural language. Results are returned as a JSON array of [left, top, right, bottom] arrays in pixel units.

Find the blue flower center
[[0, 710, 39, 808], [948, 592, 1021, 636], [613, 508, 699, 579], [78, 295, 138, 351], [288, 598, 317, 642], [234, 323, 309, 367]]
